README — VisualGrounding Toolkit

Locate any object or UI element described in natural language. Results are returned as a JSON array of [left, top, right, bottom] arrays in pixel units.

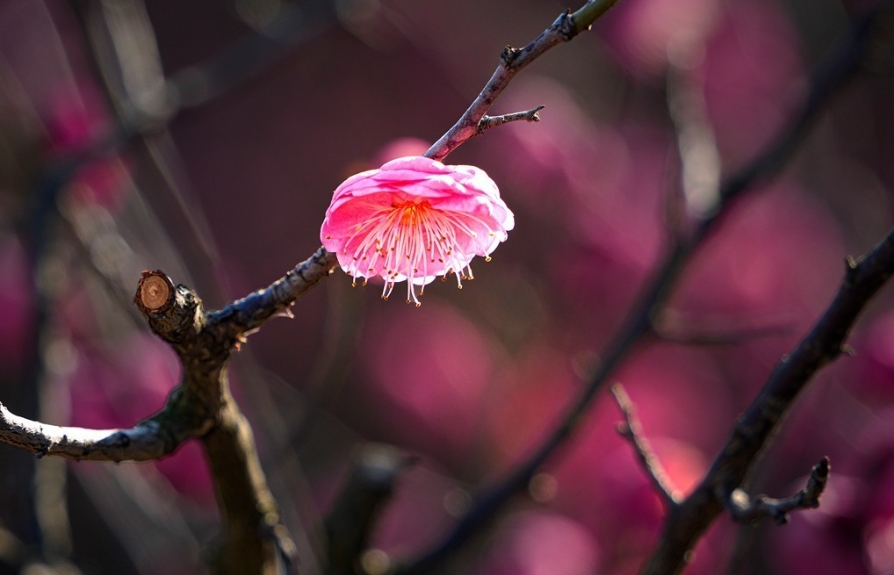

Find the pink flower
[[321, 156, 514, 305]]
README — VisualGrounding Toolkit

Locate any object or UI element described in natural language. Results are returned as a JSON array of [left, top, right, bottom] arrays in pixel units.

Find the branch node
[[500, 45, 522, 66], [553, 8, 577, 40]]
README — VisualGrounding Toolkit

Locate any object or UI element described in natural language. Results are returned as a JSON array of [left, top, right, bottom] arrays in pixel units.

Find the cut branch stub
[[135, 270, 175, 314], [133, 271, 204, 347]]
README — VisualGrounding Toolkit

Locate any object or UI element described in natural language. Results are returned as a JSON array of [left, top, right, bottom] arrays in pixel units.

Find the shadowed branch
[[726, 458, 830, 525]]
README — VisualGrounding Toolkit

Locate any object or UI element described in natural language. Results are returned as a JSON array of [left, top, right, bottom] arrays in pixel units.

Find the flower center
[[343, 199, 482, 306]]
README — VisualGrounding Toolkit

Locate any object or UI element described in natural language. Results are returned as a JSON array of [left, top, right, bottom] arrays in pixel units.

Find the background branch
[[643, 224, 894, 574], [726, 457, 830, 526], [611, 384, 681, 507]]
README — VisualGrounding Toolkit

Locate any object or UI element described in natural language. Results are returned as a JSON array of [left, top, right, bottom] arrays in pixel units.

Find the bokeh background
[[2, 0, 894, 573]]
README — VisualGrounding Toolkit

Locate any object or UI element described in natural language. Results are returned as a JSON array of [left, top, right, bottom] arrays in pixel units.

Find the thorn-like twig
[[479, 105, 545, 132], [611, 385, 681, 507], [726, 457, 830, 525]]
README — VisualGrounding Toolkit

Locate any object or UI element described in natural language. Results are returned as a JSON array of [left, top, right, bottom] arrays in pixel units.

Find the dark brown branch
[[210, 246, 338, 337], [611, 385, 681, 507], [325, 444, 415, 575], [0, 401, 197, 462], [726, 457, 830, 525], [642, 227, 894, 575], [424, 0, 621, 161], [479, 106, 544, 132], [0, 257, 341, 573]]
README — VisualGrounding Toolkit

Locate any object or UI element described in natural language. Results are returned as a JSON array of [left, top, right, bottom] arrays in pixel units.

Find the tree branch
[[479, 105, 544, 132], [325, 444, 415, 575], [0, 401, 193, 462], [611, 385, 681, 507], [210, 246, 338, 337], [726, 457, 830, 526], [642, 227, 894, 574], [424, 0, 621, 161], [0, 255, 343, 573]]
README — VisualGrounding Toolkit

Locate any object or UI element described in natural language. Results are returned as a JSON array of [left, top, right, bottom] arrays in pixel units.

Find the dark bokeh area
[[2, 0, 894, 573]]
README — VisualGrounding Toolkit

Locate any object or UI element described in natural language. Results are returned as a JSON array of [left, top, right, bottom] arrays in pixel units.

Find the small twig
[[210, 246, 338, 337], [611, 385, 681, 507], [325, 444, 416, 575], [479, 105, 544, 132], [726, 457, 830, 525], [424, 0, 621, 161]]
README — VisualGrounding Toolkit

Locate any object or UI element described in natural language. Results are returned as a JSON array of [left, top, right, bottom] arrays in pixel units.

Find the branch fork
[[725, 457, 830, 525]]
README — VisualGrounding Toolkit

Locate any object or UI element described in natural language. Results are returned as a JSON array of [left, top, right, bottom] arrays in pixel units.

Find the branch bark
[[642, 230, 894, 574], [423, 0, 621, 161], [0, 248, 339, 574]]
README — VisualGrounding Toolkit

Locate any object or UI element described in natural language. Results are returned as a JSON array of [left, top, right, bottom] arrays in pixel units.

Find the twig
[[479, 105, 545, 131], [611, 385, 681, 507], [424, 0, 622, 161], [210, 246, 338, 337], [726, 458, 830, 525]]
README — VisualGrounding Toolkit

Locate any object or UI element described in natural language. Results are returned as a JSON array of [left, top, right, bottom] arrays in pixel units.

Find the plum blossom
[[321, 156, 514, 305]]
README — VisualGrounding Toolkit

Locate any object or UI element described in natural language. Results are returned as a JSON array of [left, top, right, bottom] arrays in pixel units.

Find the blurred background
[[1, 0, 894, 573]]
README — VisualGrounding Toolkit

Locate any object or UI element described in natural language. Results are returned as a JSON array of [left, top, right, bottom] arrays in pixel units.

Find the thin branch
[[726, 457, 830, 526], [325, 444, 415, 575], [210, 246, 338, 337], [611, 385, 681, 507], [424, 0, 621, 161], [479, 105, 545, 131]]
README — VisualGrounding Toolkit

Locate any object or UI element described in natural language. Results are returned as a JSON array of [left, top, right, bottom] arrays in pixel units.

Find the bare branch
[[325, 444, 415, 575], [479, 105, 545, 132], [424, 0, 621, 161], [642, 226, 894, 574], [726, 457, 830, 525], [611, 385, 681, 507], [210, 246, 338, 337], [0, 401, 197, 462]]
